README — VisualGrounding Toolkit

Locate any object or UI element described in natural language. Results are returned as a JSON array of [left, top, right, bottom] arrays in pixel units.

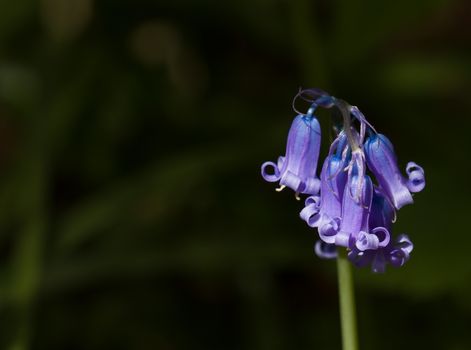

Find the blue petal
[[355, 231, 380, 251], [320, 155, 347, 219], [335, 173, 373, 248], [299, 196, 322, 227], [261, 161, 281, 182], [300, 134, 348, 230], [314, 240, 337, 259], [364, 134, 413, 209], [355, 227, 390, 251], [318, 217, 341, 244], [406, 162, 425, 192], [261, 114, 322, 194], [279, 115, 322, 194], [369, 187, 395, 232]]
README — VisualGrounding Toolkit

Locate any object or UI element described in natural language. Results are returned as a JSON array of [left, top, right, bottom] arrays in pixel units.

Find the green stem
[[337, 248, 359, 350]]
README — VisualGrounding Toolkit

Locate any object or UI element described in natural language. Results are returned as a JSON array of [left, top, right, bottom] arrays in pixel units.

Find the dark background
[[0, 0, 470, 349]]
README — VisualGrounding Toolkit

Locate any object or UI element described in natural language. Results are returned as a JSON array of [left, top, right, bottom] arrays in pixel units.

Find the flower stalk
[[337, 248, 359, 350]]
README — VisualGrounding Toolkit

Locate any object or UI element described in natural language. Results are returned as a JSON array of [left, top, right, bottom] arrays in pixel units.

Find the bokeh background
[[0, 0, 470, 349]]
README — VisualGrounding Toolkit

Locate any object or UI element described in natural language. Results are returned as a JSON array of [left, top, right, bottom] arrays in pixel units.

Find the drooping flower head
[[262, 88, 424, 273]]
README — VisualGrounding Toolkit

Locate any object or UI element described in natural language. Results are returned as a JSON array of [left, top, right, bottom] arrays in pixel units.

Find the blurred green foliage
[[0, 0, 470, 349]]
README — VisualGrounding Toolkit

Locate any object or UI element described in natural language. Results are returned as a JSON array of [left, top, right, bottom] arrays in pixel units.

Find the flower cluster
[[261, 89, 425, 273]]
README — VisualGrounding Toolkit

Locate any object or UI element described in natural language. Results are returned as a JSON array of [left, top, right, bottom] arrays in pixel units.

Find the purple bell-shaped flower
[[348, 188, 414, 273], [261, 111, 322, 196], [299, 133, 348, 258], [334, 169, 373, 248], [364, 134, 425, 209]]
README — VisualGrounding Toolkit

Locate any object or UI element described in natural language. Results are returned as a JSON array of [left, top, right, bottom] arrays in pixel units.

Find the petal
[[314, 240, 337, 259], [337, 173, 373, 247], [319, 217, 341, 244], [371, 252, 387, 273], [365, 134, 413, 209], [304, 177, 321, 195], [388, 248, 409, 267], [277, 156, 285, 170], [300, 203, 322, 227], [388, 235, 413, 267], [280, 115, 322, 194], [389, 235, 413, 267], [348, 248, 373, 268], [319, 153, 347, 220], [334, 231, 350, 247], [371, 227, 391, 247], [304, 195, 320, 207], [395, 234, 414, 254], [261, 161, 281, 182], [369, 188, 395, 232], [355, 226, 391, 251], [350, 233, 414, 272], [279, 170, 303, 193], [355, 231, 380, 251], [406, 162, 425, 193]]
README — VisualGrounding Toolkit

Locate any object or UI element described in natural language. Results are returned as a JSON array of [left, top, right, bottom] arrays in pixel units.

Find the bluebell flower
[[300, 132, 348, 239], [364, 134, 425, 209], [334, 167, 373, 248], [348, 188, 414, 273], [354, 187, 394, 252], [261, 111, 322, 196]]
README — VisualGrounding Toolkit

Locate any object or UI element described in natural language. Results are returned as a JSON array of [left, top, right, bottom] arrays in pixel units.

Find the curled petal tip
[[299, 202, 322, 228], [355, 227, 390, 251], [314, 240, 337, 259], [406, 162, 425, 193], [261, 161, 281, 182], [396, 234, 414, 254], [388, 249, 410, 267], [318, 217, 341, 244], [371, 227, 391, 247], [355, 231, 379, 251], [304, 195, 320, 207]]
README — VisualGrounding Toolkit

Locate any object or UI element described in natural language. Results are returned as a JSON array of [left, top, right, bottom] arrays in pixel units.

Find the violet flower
[[364, 134, 425, 209], [334, 167, 373, 248], [300, 132, 348, 240], [348, 188, 414, 273], [261, 111, 322, 196], [261, 88, 424, 273]]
